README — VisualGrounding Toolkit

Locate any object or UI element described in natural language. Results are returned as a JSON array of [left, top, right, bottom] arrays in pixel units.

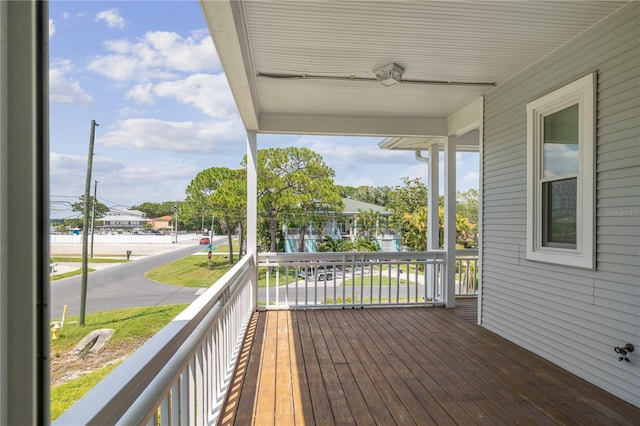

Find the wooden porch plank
[[294, 311, 334, 425], [223, 307, 640, 425], [323, 310, 397, 426], [315, 311, 376, 425], [379, 308, 538, 424], [288, 311, 308, 426], [220, 311, 264, 426], [305, 310, 356, 424], [253, 309, 277, 425], [337, 310, 420, 425], [401, 308, 566, 424], [351, 309, 450, 423], [358, 308, 479, 425], [275, 311, 295, 425], [410, 308, 629, 425]]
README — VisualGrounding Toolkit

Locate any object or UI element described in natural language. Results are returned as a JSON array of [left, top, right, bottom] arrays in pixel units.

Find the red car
[[199, 237, 210, 245]]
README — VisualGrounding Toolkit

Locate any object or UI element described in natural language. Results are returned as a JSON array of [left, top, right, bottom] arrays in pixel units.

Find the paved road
[[50, 236, 227, 319]]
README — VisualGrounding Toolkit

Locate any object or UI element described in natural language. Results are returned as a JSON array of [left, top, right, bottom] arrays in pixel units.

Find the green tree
[[387, 177, 429, 250], [353, 237, 380, 252], [71, 196, 109, 219], [336, 185, 392, 206], [353, 208, 381, 240], [456, 188, 479, 247], [250, 147, 343, 252], [400, 206, 428, 251], [184, 167, 246, 264], [130, 201, 177, 219]]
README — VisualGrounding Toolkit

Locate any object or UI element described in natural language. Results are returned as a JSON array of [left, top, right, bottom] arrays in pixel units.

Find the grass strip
[[145, 255, 233, 287], [342, 276, 407, 286], [51, 257, 129, 263], [51, 268, 95, 281]]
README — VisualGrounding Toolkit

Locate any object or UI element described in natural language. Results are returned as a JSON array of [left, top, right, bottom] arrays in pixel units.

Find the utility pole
[[80, 120, 98, 326], [90, 180, 98, 259], [173, 202, 178, 243]]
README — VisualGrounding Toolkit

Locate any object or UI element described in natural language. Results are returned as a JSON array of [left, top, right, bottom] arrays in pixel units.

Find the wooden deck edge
[[217, 310, 263, 426]]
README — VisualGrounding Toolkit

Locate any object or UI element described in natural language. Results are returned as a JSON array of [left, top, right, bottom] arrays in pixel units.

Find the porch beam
[[447, 96, 483, 137], [246, 131, 258, 308], [259, 113, 447, 138], [444, 136, 456, 308], [199, 1, 259, 131]]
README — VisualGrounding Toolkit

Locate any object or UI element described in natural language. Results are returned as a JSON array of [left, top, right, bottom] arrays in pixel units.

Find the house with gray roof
[[283, 198, 401, 252]]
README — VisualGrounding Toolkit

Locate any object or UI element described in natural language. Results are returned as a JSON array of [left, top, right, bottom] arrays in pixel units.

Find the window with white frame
[[526, 73, 595, 269]]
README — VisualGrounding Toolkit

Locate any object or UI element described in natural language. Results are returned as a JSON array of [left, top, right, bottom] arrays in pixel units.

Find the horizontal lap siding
[[482, 3, 640, 407]]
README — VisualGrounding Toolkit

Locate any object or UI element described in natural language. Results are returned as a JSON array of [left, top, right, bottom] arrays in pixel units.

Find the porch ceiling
[[201, 1, 626, 138]]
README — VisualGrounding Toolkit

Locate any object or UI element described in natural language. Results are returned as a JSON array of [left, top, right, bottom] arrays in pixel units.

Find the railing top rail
[[53, 254, 254, 426], [455, 248, 478, 256], [258, 250, 447, 263]]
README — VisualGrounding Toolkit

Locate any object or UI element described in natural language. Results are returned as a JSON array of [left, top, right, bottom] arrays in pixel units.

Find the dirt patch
[[50, 337, 146, 387]]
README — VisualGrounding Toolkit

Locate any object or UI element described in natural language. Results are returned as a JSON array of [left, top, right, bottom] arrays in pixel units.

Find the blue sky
[[49, 1, 479, 219]]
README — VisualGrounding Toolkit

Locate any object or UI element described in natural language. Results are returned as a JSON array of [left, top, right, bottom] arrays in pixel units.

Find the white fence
[[50, 233, 197, 244]]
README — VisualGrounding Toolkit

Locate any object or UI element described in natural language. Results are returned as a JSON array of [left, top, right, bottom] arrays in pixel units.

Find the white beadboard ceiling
[[201, 1, 626, 141]]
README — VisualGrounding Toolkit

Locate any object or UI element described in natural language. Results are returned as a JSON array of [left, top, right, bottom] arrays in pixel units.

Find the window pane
[[543, 104, 579, 177], [543, 178, 577, 247]]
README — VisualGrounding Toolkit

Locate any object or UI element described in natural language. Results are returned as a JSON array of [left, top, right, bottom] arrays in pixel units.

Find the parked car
[[299, 264, 340, 281], [199, 237, 210, 245]]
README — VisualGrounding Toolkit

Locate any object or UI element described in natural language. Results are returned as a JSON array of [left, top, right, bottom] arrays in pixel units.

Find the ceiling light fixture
[[373, 63, 405, 86]]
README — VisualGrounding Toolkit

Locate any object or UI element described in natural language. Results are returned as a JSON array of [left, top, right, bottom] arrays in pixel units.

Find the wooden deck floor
[[220, 306, 640, 425]]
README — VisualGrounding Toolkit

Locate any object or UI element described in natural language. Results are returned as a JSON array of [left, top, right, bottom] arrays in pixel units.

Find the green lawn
[[145, 255, 234, 287], [342, 275, 407, 286], [50, 305, 187, 420], [258, 266, 299, 288]]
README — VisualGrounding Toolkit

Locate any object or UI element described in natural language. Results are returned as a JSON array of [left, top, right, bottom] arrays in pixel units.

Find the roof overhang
[[200, 1, 626, 139]]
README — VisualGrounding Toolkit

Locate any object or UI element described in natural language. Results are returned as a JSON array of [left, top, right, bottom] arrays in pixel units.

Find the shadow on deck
[[219, 301, 639, 425]]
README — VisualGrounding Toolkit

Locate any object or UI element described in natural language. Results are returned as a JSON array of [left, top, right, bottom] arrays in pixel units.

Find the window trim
[[526, 73, 595, 269]]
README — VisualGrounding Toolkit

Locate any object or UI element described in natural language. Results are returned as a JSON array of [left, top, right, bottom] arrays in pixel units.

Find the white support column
[[246, 131, 258, 308], [424, 144, 440, 302], [444, 136, 457, 308], [0, 1, 49, 424], [427, 143, 440, 251]]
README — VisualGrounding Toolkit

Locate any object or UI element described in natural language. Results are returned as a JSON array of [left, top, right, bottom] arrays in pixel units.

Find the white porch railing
[[53, 254, 255, 426], [53, 249, 478, 424], [455, 249, 479, 296], [258, 251, 447, 308]]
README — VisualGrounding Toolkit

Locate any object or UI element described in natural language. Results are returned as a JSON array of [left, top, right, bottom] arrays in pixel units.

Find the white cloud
[[125, 83, 156, 105], [88, 53, 176, 82], [292, 135, 410, 167], [95, 9, 125, 29], [50, 152, 199, 211], [152, 74, 237, 118], [50, 152, 125, 199], [146, 31, 218, 73], [49, 59, 93, 106], [97, 118, 245, 154], [336, 175, 377, 188], [49, 19, 55, 38], [87, 30, 218, 82], [543, 144, 579, 176]]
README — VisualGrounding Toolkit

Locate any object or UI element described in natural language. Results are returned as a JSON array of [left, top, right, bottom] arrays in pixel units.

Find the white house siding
[[481, 3, 639, 407]]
